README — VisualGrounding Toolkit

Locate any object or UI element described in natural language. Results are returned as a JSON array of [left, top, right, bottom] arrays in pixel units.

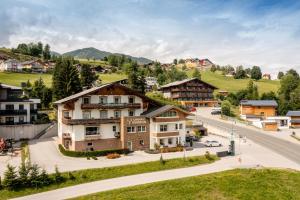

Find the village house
[[240, 100, 277, 120], [286, 111, 300, 128], [262, 74, 271, 80], [54, 82, 191, 152], [0, 59, 21, 72], [184, 58, 213, 70], [0, 83, 40, 125], [145, 76, 158, 91], [21, 60, 46, 73], [159, 78, 218, 108]]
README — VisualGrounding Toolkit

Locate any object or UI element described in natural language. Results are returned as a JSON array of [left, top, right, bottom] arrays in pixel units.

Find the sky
[[1, 0, 300, 76]]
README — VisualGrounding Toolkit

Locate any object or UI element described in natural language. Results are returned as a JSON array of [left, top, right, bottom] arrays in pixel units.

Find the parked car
[[211, 110, 221, 115], [189, 107, 197, 112], [204, 140, 222, 147]]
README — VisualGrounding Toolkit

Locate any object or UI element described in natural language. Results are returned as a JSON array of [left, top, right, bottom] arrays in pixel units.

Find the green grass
[[72, 168, 300, 200], [187, 70, 280, 94], [0, 72, 52, 87], [99, 73, 127, 84], [0, 155, 217, 199]]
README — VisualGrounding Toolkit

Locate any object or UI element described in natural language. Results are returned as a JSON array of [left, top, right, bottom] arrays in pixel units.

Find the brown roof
[[160, 78, 218, 89]]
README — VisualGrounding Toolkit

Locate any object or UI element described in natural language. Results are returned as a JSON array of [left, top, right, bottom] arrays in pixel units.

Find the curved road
[[197, 116, 300, 165]]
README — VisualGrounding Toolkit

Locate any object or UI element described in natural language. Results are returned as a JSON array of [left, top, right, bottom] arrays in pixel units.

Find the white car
[[204, 140, 222, 147]]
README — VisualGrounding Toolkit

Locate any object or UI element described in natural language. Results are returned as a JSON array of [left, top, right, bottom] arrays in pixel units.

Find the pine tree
[[3, 164, 18, 190], [43, 44, 51, 60], [18, 163, 29, 187], [39, 169, 52, 186], [29, 164, 40, 188], [192, 68, 201, 79], [52, 58, 82, 100], [80, 64, 99, 88], [54, 166, 64, 183]]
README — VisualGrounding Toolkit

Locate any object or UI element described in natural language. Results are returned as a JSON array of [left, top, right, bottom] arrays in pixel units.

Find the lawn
[[0, 155, 217, 199], [0, 72, 126, 87], [187, 70, 280, 94], [72, 168, 300, 200]]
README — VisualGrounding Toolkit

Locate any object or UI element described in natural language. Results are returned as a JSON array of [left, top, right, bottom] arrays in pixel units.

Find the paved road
[[198, 116, 300, 165]]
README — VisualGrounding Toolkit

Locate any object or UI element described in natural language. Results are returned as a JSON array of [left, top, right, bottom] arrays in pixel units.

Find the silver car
[[204, 140, 222, 147]]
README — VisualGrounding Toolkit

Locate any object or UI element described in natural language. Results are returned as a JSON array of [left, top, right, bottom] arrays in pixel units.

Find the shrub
[[39, 169, 52, 186], [91, 156, 98, 160], [3, 164, 19, 190], [29, 164, 40, 188], [205, 151, 214, 161], [18, 163, 29, 187], [160, 146, 184, 153], [68, 172, 75, 180], [160, 154, 166, 165], [54, 166, 64, 184], [106, 153, 121, 159], [58, 144, 130, 157]]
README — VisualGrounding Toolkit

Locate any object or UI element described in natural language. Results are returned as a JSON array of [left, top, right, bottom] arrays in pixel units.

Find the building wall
[[240, 105, 276, 117], [263, 123, 278, 131]]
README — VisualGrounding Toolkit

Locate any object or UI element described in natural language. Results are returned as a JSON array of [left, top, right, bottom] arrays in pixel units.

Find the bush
[[205, 151, 214, 161], [160, 146, 184, 153], [68, 172, 75, 180], [39, 169, 52, 186], [106, 153, 121, 159], [54, 166, 64, 183], [58, 144, 130, 157], [160, 154, 166, 165], [29, 164, 40, 188], [3, 164, 19, 190]]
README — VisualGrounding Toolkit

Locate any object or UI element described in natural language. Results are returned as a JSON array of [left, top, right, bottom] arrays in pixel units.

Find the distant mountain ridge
[[60, 47, 152, 64]]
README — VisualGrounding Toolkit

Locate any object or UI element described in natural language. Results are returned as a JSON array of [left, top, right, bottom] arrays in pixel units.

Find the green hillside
[[0, 71, 279, 94], [188, 70, 280, 94], [63, 47, 153, 64]]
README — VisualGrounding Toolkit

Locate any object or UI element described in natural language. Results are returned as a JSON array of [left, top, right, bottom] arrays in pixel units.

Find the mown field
[[187, 70, 280, 94], [0, 70, 280, 94], [72, 169, 300, 200]]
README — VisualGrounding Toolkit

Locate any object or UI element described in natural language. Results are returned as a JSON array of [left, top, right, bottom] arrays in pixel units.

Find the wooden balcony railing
[[81, 103, 141, 109], [153, 131, 179, 137], [62, 117, 120, 125]]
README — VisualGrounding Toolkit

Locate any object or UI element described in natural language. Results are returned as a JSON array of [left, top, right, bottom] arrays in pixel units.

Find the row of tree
[[12, 42, 51, 60]]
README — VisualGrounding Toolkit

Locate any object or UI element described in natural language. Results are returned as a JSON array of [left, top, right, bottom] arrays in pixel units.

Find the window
[[168, 138, 173, 145], [87, 142, 93, 146], [85, 127, 99, 135], [128, 96, 135, 104], [114, 110, 121, 118], [83, 97, 90, 104], [30, 104, 34, 110], [19, 116, 24, 123], [63, 111, 70, 118], [160, 124, 168, 132], [128, 110, 135, 116], [179, 123, 183, 129], [99, 96, 107, 104], [175, 124, 178, 130], [137, 126, 146, 132], [114, 96, 121, 104], [19, 104, 24, 110], [6, 104, 14, 110], [127, 126, 135, 133], [5, 117, 14, 124], [139, 140, 144, 145], [82, 111, 91, 119], [160, 139, 164, 145], [112, 125, 117, 132], [100, 110, 108, 119], [159, 111, 177, 117]]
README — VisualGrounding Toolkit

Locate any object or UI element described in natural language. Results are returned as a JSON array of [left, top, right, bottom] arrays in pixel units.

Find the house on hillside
[[240, 100, 278, 120], [145, 76, 158, 92], [54, 82, 192, 151], [21, 60, 46, 73], [0, 59, 21, 72], [91, 65, 107, 73], [286, 111, 300, 128], [262, 74, 271, 80], [160, 78, 218, 108]]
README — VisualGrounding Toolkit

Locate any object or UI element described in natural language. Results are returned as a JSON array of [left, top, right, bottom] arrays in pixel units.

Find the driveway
[[195, 108, 300, 165]]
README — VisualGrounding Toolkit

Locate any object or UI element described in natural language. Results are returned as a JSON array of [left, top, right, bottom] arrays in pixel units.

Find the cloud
[[1, 0, 300, 76]]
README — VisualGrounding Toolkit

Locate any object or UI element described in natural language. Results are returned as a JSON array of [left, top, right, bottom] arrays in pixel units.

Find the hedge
[[58, 144, 130, 157]]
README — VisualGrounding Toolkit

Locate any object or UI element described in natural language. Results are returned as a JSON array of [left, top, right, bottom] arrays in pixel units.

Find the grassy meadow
[[72, 169, 300, 200]]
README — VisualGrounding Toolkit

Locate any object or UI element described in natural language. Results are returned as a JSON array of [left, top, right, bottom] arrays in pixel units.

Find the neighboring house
[[240, 100, 278, 121], [286, 111, 300, 128], [44, 61, 56, 71], [184, 58, 213, 70], [0, 59, 21, 72], [21, 60, 46, 73], [145, 76, 158, 91], [265, 116, 289, 130], [91, 65, 107, 73], [218, 90, 229, 97], [113, 78, 129, 86], [262, 74, 271, 80], [54, 83, 191, 152], [0, 83, 40, 125], [160, 78, 218, 108]]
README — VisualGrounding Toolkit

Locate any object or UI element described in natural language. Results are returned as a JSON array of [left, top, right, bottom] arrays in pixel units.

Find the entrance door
[[127, 141, 133, 151]]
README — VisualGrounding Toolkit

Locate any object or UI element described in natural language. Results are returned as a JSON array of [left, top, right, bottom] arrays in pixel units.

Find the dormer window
[[83, 97, 90, 104], [159, 111, 177, 117]]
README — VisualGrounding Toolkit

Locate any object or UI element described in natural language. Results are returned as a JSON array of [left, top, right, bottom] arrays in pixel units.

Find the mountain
[[62, 47, 152, 64], [50, 51, 61, 57]]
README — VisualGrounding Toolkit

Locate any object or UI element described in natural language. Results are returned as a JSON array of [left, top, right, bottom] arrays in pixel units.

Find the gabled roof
[[54, 82, 161, 107], [0, 83, 22, 90], [160, 78, 217, 89], [240, 100, 278, 107], [142, 105, 192, 118], [286, 111, 300, 117]]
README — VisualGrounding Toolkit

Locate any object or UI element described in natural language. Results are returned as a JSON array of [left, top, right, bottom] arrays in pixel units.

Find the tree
[[80, 64, 99, 88], [52, 58, 82, 100], [192, 68, 201, 79], [37, 42, 43, 57], [3, 164, 18, 190], [250, 66, 262, 80], [54, 166, 64, 183], [18, 163, 29, 187], [210, 65, 217, 72], [43, 44, 51, 60], [286, 69, 299, 80], [103, 56, 108, 61], [173, 59, 177, 65], [39, 169, 52, 186], [277, 71, 284, 79], [178, 59, 185, 64], [246, 80, 259, 100], [278, 74, 299, 101], [29, 164, 40, 188], [127, 62, 146, 93], [261, 91, 278, 100], [221, 100, 232, 116], [234, 66, 247, 79], [16, 43, 29, 55]]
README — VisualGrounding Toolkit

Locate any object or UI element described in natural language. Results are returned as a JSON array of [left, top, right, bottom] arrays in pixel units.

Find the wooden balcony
[[62, 117, 120, 125], [81, 103, 141, 109], [85, 134, 102, 140], [153, 117, 180, 122], [153, 131, 179, 137], [0, 109, 27, 116]]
